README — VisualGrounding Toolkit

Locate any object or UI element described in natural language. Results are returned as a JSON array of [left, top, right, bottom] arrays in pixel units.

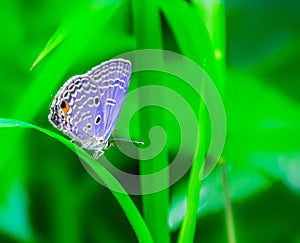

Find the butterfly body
[[49, 59, 131, 158]]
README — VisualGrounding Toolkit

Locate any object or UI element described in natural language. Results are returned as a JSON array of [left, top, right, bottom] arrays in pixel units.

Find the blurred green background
[[0, 0, 300, 242]]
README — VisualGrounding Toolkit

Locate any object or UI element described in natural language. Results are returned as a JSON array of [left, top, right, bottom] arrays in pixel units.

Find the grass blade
[[161, 1, 225, 242], [0, 118, 154, 243], [132, 1, 170, 242], [30, 24, 68, 70]]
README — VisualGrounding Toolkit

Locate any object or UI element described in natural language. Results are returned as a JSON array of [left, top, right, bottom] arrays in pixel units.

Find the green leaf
[[132, 1, 170, 242], [160, 1, 225, 242], [30, 1, 124, 70], [0, 118, 154, 243]]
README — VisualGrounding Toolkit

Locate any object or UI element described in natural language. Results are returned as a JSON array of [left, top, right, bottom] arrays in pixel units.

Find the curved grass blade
[[30, 24, 68, 70], [2, 1, 133, 205], [161, 1, 216, 243], [0, 118, 154, 243], [30, 2, 122, 70]]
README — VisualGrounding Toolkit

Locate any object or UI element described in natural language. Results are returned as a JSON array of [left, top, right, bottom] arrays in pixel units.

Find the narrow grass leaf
[[132, 1, 170, 242], [30, 25, 68, 70], [0, 118, 153, 243], [161, 1, 216, 242]]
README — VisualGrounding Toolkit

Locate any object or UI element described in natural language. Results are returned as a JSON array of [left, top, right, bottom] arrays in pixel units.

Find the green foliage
[[0, 0, 300, 242]]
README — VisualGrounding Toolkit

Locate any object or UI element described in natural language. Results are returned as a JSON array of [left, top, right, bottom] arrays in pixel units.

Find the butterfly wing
[[88, 59, 131, 141], [49, 74, 102, 144]]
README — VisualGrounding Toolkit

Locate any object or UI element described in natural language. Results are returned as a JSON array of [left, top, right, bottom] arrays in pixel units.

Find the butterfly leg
[[93, 150, 104, 159]]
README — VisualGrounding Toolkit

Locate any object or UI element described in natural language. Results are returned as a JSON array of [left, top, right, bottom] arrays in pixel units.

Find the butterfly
[[49, 58, 131, 159]]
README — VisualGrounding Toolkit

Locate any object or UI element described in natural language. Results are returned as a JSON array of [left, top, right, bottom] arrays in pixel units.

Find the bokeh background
[[1, 0, 300, 242]]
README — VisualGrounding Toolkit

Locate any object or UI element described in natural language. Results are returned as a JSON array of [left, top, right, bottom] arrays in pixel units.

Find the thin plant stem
[[220, 159, 237, 243]]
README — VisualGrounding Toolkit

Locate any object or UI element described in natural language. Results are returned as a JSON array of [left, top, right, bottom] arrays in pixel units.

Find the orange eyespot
[[60, 100, 69, 113]]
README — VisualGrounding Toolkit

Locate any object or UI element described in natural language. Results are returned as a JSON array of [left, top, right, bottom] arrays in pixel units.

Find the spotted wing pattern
[[49, 58, 131, 155], [88, 59, 131, 141], [49, 74, 101, 143]]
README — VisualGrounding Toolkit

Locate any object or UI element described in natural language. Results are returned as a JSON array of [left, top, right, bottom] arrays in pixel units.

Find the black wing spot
[[69, 84, 74, 90], [74, 80, 81, 86], [95, 115, 101, 125], [94, 97, 99, 105], [63, 91, 69, 98], [60, 100, 66, 108]]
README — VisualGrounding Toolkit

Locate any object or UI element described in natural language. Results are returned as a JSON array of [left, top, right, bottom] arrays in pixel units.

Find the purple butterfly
[[49, 59, 131, 158]]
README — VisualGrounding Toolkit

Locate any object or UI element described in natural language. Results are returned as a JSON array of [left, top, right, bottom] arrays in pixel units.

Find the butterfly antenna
[[111, 137, 144, 145]]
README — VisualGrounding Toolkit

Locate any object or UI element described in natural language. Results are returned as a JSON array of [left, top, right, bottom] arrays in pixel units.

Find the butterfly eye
[[60, 100, 69, 113]]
